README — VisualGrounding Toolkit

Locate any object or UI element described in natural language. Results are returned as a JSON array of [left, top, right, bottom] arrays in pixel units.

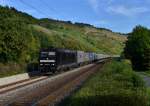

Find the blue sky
[[0, 0, 150, 33]]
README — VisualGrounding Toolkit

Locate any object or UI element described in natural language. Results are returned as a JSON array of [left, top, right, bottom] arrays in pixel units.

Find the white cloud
[[107, 5, 149, 17], [107, 0, 114, 4], [88, 0, 114, 12], [88, 0, 99, 12]]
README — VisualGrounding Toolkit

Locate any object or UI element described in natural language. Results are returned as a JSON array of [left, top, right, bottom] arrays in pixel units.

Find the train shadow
[[26, 59, 108, 78], [26, 63, 41, 77], [26, 63, 56, 77]]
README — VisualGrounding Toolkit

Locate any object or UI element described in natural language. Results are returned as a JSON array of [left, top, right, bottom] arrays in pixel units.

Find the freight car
[[39, 47, 110, 73]]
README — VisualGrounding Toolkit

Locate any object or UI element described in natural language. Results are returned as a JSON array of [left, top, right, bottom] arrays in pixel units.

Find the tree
[[0, 19, 36, 63], [0, 6, 39, 63], [124, 25, 150, 70]]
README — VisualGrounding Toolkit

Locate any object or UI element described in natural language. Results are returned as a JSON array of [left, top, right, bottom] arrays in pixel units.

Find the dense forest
[[0, 6, 126, 77]]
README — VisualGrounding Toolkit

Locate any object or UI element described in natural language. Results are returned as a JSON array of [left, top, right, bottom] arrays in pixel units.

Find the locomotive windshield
[[40, 52, 56, 60], [41, 52, 48, 58]]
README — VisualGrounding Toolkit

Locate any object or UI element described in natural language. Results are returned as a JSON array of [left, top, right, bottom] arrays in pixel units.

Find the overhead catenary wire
[[39, 0, 68, 20], [39, 0, 67, 19], [39, 0, 58, 14], [6, 0, 67, 21], [19, 0, 51, 18]]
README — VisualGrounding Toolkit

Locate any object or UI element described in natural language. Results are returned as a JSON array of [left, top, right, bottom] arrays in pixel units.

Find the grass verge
[[140, 71, 150, 77], [147, 88, 150, 106], [0, 63, 26, 78], [61, 60, 148, 106]]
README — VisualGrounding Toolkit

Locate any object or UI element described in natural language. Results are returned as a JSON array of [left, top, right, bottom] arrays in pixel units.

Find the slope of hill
[[37, 18, 127, 54], [0, 6, 127, 77]]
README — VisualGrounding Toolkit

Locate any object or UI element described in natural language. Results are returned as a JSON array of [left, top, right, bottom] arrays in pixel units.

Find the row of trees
[[124, 26, 150, 70]]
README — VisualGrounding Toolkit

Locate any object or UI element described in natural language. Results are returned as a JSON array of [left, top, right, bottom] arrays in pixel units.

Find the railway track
[[0, 61, 105, 106], [0, 76, 48, 94]]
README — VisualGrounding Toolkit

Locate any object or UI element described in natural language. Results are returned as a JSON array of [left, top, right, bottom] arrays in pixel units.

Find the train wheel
[[52, 70, 55, 74]]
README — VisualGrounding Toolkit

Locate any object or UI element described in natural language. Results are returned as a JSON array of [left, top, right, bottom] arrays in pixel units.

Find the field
[[61, 60, 148, 106]]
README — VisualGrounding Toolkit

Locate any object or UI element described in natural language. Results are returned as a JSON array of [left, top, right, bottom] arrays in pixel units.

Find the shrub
[[124, 25, 150, 70], [62, 60, 148, 106]]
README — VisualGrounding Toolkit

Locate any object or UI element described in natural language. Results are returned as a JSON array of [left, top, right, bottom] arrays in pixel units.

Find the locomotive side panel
[[56, 48, 77, 70]]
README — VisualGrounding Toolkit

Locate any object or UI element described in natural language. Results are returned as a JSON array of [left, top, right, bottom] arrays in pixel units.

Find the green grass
[[147, 87, 150, 96], [139, 71, 150, 77], [147, 87, 150, 106], [32, 23, 126, 54], [0, 70, 25, 78], [61, 60, 148, 106], [0, 63, 26, 78], [140, 72, 150, 106]]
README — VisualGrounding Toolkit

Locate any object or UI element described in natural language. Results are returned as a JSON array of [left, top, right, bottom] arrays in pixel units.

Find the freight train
[[39, 47, 110, 73]]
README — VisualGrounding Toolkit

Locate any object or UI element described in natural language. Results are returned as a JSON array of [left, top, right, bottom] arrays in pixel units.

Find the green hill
[[36, 18, 127, 54], [0, 6, 127, 77]]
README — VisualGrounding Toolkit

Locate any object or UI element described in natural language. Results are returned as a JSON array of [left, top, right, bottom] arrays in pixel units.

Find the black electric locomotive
[[39, 47, 77, 73]]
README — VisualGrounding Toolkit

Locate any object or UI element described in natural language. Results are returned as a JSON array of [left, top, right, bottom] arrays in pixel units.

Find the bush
[[0, 19, 37, 63], [62, 60, 148, 106], [124, 25, 150, 70]]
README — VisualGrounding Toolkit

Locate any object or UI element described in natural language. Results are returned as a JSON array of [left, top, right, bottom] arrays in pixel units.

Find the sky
[[0, 0, 150, 33]]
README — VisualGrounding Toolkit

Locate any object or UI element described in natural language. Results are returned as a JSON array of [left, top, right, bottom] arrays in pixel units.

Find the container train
[[39, 47, 110, 73]]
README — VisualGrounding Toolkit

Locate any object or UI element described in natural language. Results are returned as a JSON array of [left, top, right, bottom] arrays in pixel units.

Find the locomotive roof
[[40, 47, 77, 53], [40, 47, 96, 53]]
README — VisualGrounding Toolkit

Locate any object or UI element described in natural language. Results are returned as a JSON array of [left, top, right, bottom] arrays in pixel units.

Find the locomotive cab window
[[40, 52, 56, 60], [41, 52, 48, 58]]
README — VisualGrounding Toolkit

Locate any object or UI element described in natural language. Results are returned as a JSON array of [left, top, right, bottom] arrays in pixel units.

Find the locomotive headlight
[[52, 64, 55, 66]]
